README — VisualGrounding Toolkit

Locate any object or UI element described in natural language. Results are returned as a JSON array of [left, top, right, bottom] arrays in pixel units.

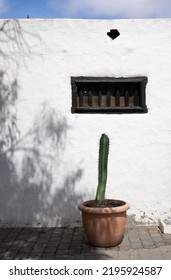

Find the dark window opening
[[71, 77, 148, 114]]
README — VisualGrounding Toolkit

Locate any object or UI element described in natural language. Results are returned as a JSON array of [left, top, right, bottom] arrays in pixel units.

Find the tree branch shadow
[[0, 20, 84, 227], [0, 98, 84, 226]]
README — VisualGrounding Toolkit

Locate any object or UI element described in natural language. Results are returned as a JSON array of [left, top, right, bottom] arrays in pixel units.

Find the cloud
[[0, 0, 9, 15], [48, 0, 171, 18]]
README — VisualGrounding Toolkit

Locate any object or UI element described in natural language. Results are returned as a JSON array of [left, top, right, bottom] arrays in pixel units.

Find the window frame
[[71, 76, 148, 114]]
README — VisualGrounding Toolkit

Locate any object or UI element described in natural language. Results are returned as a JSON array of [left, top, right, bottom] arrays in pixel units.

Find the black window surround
[[71, 76, 148, 114]]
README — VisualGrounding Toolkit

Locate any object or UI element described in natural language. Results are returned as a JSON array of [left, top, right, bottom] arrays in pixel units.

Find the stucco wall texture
[[0, 18, 171, 226]]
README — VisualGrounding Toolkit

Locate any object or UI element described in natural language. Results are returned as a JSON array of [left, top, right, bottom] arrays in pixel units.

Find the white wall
[[0, 18, 171, 226]]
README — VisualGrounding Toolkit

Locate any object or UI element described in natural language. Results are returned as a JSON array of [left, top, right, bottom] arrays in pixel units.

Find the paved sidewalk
[[0, 225, 171, 260]]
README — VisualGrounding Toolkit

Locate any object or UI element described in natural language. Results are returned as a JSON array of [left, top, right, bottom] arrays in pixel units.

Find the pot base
[[85, 236, 125, 248]]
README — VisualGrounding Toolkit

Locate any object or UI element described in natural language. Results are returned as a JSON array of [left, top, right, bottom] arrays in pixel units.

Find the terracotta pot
[[78, 199, 130, 247]]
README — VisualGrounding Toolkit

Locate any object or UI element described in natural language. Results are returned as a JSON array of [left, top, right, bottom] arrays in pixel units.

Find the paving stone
[[69, 248, 82, 255], [9, 245, 24, 252], [137, 227, 155, 248], [41, 228, 54, 234], [63, 228, 74, 234], [117, 250, 130, 260], [56, 249, 69, 255], [141, 241, 156, 249], [37, 238, 50, 244], [26, 236, 39, 242], [106, 245, 119, 252], [138, 248, 162, 260], [72, 235, 83, 241], [0, 234, 8, 239], [2, 249, 18, 260], [128, 227, 142, 244], [49, 236, 62, 242], [128, 250, 142, 259], [15, 252, 30, 259], [9, 228, 22, 235], [42, 252, 56, 259], [158, 245, 171, 259], [33, 244, 47, 250], [19, 247, 33, 253], [148, 228, 167, 246], [3, 237, 16, 243], [119, 231, 131, 251], [58, 243, 70, 250], [0, 236, 6, 241], [28, 251, 43, 258], [0, 247, 7, 258], [150, 234, 166, 243], [153, 242, 168, 248], [81, 247, 93, 253], [162, 234, 171, 245], [46, 241, 59, 247], [94, 246, 107, 252], [23, 241, 36, 248], [70, 240, 82, 247], [20, 228, 32, 234], [130, 242, 143, 249], [27, 255, 42, 260], [82, 243, 93, 251], [0, 228, 12, 235], [30, 228, 42, 233], [53, 228, 64, 234], [0, 242, 13, 249], [62, 237, 73, 243], [12, 240, 25, 246], [44, 247, 56, 253]]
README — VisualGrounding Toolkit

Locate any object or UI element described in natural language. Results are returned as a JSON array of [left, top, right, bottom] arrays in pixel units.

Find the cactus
[[95, 133, 109, 207]]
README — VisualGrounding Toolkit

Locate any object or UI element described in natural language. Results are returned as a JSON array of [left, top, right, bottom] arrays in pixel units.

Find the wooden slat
[[125, 90, 129, 106], [134, 90, 139, 106], [106, 90, 111, 107], [115, 90, 120, 106], [79, 90, 83, 106], [88, 90, 93, 106], [98, 90, 102, 107]]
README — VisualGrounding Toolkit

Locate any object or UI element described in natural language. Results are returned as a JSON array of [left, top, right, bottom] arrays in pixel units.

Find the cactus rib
[[95, 133, 109, 207]]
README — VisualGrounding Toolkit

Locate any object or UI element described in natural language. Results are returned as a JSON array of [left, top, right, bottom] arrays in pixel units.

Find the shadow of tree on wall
[[0, 102, 84, 226], [0, 20, 84, 227]]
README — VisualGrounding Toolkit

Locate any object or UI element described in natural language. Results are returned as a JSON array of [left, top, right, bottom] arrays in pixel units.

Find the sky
[[0, 0, 171, 19]]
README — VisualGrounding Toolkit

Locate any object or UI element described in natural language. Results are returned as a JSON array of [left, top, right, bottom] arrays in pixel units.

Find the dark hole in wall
[[107, 29, 120, 40]]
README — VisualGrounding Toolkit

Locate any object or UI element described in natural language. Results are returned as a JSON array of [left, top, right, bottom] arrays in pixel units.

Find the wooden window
[[71, 77, 148, 114]]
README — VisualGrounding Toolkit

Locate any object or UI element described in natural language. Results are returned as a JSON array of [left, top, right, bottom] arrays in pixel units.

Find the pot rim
[[78, 199, 130, 214]]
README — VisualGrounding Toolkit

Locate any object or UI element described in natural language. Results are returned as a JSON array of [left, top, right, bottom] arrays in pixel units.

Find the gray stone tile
[[56, 249, 69, 255], [130, 242, 143, 249], [44, 247, 56, 253], [15, 252, 30, 259], [46, 241, 59, 247], [58, 243, 70, 250], [2, 249, 18, 260], [69, 248, 82, 255], [33, 244, 47, 250], [119, 231, 131, 250], [42, 252, 56, 259], [19, 247, 32, 253], [49, 236, 62, 242]]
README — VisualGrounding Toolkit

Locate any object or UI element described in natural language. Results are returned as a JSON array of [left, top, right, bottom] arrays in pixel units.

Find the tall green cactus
[[95, 133, 109, 207]]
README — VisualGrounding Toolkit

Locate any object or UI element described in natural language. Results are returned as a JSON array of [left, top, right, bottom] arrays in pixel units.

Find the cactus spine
[[95, 133, 109, 207]]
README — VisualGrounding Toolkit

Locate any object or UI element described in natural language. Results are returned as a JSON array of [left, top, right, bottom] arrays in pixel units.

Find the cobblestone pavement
[[0, 225, 171, 260]]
